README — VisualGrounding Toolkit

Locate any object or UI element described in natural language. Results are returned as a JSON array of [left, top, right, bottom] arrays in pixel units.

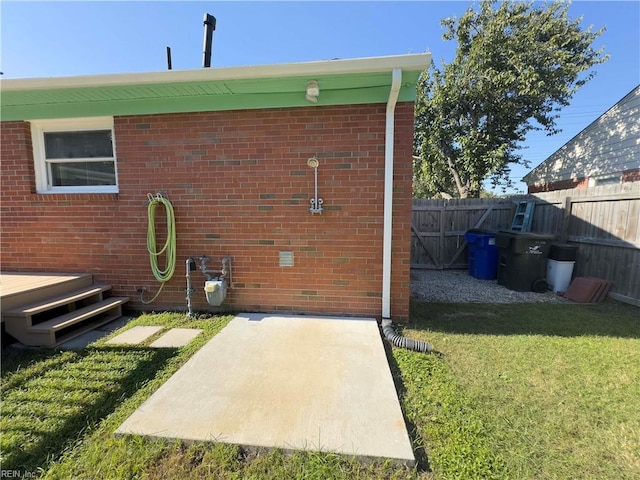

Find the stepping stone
[[105, 326, 163, 345], [150, 328, 203, 348]]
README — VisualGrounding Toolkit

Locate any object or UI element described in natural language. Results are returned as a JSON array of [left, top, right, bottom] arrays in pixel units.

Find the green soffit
[[1, 55, 429, 121]]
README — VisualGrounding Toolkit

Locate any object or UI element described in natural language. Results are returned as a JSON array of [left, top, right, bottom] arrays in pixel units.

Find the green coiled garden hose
[[141, 195, 176, 304]]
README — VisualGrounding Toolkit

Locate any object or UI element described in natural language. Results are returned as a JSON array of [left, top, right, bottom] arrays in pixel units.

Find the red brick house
[[1, 54, 429, 322]]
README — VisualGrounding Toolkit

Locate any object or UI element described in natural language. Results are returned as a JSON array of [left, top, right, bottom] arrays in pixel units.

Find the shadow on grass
[[410, 299, 640, 339], [382, 341, 432, 474], [0, 345, 177, 472]]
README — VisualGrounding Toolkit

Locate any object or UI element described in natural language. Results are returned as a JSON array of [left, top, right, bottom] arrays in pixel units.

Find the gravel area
[[411, 269, 572, 304]]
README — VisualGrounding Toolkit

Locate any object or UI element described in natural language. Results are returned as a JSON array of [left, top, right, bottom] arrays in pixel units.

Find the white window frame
[[589, 173, 622, 187], [30, 116, 119, 194]]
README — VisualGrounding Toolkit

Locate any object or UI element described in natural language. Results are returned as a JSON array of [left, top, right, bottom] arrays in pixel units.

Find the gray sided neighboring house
[[524, 85, 640, 193]]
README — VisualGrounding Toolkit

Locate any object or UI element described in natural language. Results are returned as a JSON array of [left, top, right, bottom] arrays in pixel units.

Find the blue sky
[[2, 1, 639, 194]]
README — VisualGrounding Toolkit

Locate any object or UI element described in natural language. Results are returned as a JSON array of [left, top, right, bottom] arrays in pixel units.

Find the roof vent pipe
[[202, 13, 216, 68]]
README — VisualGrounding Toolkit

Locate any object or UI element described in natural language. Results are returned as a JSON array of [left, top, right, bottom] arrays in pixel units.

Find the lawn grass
[[1, 301, 638, 479], [399, 300, 640, 479], [0, 313, 233, 476], [1, 312, 423, 479]]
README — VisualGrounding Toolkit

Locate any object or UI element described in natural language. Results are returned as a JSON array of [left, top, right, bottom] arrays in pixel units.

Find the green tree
[[413, 0, 608, 198]]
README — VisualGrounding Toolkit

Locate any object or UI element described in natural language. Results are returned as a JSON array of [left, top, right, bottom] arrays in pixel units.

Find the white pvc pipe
[[382, 68, 402, 319]]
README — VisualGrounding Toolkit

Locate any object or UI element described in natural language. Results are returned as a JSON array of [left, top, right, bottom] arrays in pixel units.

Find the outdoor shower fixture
[[307, 157, 323, 214], [185, 255, 233, 317]]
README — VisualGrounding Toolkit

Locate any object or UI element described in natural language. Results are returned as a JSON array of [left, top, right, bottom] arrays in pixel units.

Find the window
[[589, 173, 622, 187], [31, 117, 118, 193]]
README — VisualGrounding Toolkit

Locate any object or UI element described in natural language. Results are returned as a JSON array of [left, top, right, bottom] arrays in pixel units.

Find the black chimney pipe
[[166, 46, 172, 70], [202, 13, 216, 68]]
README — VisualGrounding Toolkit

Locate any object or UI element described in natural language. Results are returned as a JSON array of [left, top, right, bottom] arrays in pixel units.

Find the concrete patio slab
[[115, 313, 415, 465], [105, 325, 163, 345], [149, 328, 203, 348]]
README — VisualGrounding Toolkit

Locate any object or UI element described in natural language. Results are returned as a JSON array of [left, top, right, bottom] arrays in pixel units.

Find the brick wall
[[527, 177, 588, 193], [0, 103, 413, 321], [622, 168, 640, 183]]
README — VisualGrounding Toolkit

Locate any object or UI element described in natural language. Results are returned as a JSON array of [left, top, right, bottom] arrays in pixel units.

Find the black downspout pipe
[[202, 13, 216, 68], [381, 319, 433, 353]]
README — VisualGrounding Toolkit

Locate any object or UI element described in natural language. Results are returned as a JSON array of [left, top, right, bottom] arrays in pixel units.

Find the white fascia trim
[[382, 68, 402, 320], [1, 53, 431, 91]]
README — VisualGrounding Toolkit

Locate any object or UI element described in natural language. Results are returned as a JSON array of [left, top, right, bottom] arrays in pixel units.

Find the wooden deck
[[1, 273, 94, 319]]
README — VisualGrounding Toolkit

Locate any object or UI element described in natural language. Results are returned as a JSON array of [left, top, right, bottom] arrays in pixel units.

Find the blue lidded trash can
[[465, 229, 499, 280]]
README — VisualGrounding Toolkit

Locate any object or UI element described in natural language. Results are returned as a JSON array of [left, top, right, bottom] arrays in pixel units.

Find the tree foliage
[[413, 0, 608, 198]]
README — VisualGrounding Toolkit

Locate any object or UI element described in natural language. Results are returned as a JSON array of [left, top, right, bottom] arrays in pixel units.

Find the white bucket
[[546, 259, 575, 294]]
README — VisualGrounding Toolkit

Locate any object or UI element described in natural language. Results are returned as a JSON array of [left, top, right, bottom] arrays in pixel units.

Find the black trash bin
[[496, 231, 556, 292]]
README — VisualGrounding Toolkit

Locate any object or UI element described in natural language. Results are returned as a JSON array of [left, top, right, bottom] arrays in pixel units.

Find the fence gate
[[411, 198, 515, 269]]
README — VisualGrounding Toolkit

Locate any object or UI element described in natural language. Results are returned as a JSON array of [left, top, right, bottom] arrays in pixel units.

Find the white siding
[[525, 86, 640, 186]]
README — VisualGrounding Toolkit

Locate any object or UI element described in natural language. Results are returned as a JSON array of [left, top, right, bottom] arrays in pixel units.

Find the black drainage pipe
[[381, 319, 433, 353]]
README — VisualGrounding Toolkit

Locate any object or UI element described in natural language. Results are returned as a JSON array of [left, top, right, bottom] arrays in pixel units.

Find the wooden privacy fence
[[531, 184, 639, 306], [411, 197, 516, 269], [412, 183, 640, 306]]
